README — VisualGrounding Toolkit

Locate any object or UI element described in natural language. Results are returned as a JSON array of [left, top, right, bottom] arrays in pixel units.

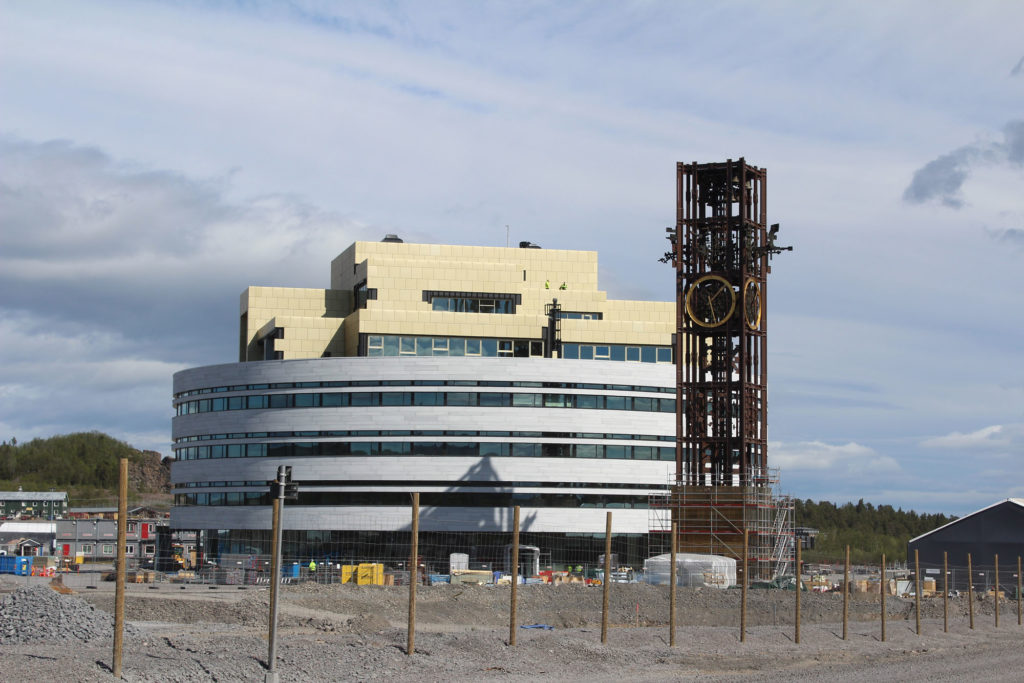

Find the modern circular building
[[172, 356, 675, 566], [171, 239, 678, 568]]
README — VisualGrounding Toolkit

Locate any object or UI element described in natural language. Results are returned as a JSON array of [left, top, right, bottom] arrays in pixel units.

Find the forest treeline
[[0, 432, 169, 506], [795, 498, 956, 564]]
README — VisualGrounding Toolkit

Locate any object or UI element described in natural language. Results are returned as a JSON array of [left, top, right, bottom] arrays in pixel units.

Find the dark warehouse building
[[908, 498, 1024, 593]]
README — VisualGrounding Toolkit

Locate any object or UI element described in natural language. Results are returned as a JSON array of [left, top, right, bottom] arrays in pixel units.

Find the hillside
[[795, 498, 956, 564], [0, 432, 171, 509]]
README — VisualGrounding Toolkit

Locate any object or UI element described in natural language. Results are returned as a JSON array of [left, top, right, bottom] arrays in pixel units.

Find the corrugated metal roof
[[0, 491, 67, 501]]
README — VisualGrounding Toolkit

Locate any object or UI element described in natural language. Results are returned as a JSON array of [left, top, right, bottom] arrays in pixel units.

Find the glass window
[[514, 341, 530, 357], [641, 346, 656, 363], [433, 338, 449, 355], [446, 392, 472, 406], [512, 393, 538, 407], [228, 396, 245, 410], [227, 444, 244, 458], [466, 339, 481, 356], [657, 347, 672, 363], [498, 340, 513, 357], [349, 392, 375, 406], [594, 346, 610, 359], [294, 393, 316, 407], [543, 394, 567, 408], [658, 447, 675, 461], [580, 345, 594, 360], [413, 392, 441, 406], [576, 394, 602, 410], [511, 443, 537, 457], [575, 444, 600, 458], [481, 339, 497, 356], [269, 394, 290, 408], [605, 396, 628, 410], [382, 336, 399, 355], [633, 446, 653, 460], [400, 337, 416, 355], [479, 442, 508, 457], [626, 347, 640, 362], [102, 544, 114, 555], [225, 493, 243, 506], [610, 346, 625, 361], [321, 393, 348, 407], [446, 442, 477, 456], [659, 398, 676, 413], [633, 397, 654, 412], [449, 338, 465, 356], [349, 442, 373, 455], [561, 343, 579, 359], [479, 392, 510, 407], [381, 392, 411, 406], [530, 341, 544, 357], [416, 337, 432, 355], [606, 445, 627, 459]]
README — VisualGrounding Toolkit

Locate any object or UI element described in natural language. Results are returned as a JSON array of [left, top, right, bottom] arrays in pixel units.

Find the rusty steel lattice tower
[[661, 158, 792, 577]]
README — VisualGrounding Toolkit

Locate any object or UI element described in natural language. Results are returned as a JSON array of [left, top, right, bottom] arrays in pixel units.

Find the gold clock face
[[744, 279, 762, 330], [685, 275, 736, 328]]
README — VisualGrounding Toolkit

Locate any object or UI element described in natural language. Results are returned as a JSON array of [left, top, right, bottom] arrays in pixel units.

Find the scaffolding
[[649, 470, 794, 582]]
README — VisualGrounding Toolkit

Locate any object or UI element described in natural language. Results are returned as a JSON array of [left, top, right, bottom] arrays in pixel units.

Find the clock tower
[[662, 158, 792, 579]]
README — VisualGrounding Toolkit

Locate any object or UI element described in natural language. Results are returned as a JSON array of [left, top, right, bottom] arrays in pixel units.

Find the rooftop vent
[[382, 234, 404, 243], [518, 241, 541, 249]]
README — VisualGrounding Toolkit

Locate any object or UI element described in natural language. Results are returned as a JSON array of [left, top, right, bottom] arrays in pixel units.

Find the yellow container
[[356, 563, 383, 585], [341, 565, 357, 584]]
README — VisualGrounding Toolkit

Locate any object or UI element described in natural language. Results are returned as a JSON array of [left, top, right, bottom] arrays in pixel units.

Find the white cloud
[[770, 440, 900, 475], [921, 423, 1024, 453]]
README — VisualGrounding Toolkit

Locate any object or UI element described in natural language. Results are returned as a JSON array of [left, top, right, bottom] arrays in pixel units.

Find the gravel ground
[[1, 574, 1022, 681]]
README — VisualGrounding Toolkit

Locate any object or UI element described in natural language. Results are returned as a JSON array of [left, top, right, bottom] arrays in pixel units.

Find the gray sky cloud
[[1, 1, 1023, 515], [903, 119, 1024, 207]]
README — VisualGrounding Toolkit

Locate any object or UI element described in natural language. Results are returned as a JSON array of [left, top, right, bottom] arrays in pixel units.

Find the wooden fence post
[[880, 553, 886, 642], [994, 554, 999, 628], [509, 506, 520, 645], [914, 549, 921, 635], [112, 458, 127, 678], [943, 551, 948, 633], [741, 529, 748, 643], [842, 545, 849, 640], [967, 553, 974, 630], [407, 493, 419, 655], [601, 511, 612, 644], [795, 543, 801, 644], [669, 522, 677, 647]]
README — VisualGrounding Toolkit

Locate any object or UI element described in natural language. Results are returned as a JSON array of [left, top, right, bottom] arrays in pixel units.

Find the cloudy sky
[[1, 1, 1021, 516]]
